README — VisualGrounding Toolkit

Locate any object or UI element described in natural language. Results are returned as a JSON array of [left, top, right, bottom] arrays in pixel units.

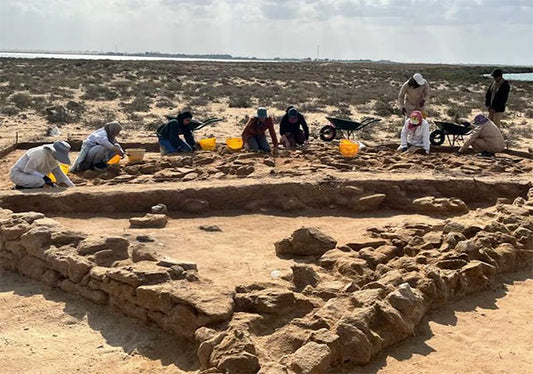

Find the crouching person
[[459, 114, 505, 157], [156, 111, 195, 155], [242, 107, 279, 152], [280, 106, 309, 148], [72, 121, 124, 172], [10, 140, 74, 189], [398, 110, 430, 155]]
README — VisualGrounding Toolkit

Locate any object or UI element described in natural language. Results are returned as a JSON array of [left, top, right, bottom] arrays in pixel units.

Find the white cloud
[[0, 0, 531, 64]]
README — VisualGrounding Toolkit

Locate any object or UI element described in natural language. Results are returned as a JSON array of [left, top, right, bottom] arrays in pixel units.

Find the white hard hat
[[413, 73, 426, 85]]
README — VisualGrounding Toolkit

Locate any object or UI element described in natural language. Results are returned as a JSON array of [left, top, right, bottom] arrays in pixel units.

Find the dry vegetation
[[0, 58, 532, 148]]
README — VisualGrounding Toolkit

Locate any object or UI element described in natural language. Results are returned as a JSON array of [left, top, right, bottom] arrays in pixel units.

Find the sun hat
[[257, 107, 267, 119], [45, 140, 72, 165], [413, 73, 426, 86], [473, 114, 489, 126]]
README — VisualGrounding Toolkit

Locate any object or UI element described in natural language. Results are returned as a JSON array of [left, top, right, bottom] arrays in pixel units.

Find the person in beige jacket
[[459, 114, 505, 156], [398, 73, 430, 118]]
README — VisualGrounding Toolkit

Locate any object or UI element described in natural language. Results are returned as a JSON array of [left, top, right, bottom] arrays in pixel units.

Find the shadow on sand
[[0, 270, 198, 372], [343, 269, 532, 373]]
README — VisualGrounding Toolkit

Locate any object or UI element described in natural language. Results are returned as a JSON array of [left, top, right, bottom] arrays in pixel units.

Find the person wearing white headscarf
[[71, 121, 124, 171], [398, 110, 430, 154], [398, 73, 430, 119]]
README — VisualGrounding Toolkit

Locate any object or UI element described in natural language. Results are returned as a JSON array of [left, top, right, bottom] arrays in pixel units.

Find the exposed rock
[[352, 194, 387, 212], [132, 244, 161, 262], [51, 230, 87, 247], [129, 214, 168, 229], [19, 227, 52, 259], [288, 342, 332, 374], [275, 227, 337, 257], [413, 197, 469, 216], [78, 236, 130, 257], [292, 264, 321, 289], [346, 239, 387, 251], [136, 235, 155, 243], [11, 212, 45, 224], [200, 225, 223, 232], [106, 262, 171, 287]]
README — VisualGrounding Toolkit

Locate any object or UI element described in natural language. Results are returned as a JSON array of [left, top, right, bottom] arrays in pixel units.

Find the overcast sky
[[1, 0, 532, 65]]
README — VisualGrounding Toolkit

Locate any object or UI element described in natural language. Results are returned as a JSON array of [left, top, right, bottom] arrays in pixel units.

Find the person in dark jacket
[[485, 68, 510, 128], [279, 106, 309, 148], [156, 111, 195, 154]]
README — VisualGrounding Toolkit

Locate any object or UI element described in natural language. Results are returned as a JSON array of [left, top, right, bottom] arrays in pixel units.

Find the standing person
[[398, 73, 430, 118], [458, 114, 505, 157], [9, 141, 75, 189], [156, 111, 196, 154], [279, 106, 310, 148], [71, 121, 124, 172], [398, 110, 430, 155], [242, 107, 279, 152], [485, 69, 510, 128]]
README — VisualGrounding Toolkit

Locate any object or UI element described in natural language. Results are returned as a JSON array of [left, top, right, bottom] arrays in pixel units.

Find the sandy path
[[1, 270, 531, 374]]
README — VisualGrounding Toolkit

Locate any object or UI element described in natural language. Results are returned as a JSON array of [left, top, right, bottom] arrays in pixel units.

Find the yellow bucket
[[48, 163, 70, 183], [199, 138, 217, 151], [108, 154, 121, 165], [226, 138, 243, 152], [339, 141, 359, 158], [126, 148, 146, 163]]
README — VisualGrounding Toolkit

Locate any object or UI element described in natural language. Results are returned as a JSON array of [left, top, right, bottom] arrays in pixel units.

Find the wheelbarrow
[[163, 116, 223, 132], [430, 121, 472, 146], [320, 116, 381, 141]]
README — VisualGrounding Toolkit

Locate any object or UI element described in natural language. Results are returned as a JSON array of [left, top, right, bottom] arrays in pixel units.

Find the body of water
[[483, 72, 533, 81], [0, 52, 275, 63]]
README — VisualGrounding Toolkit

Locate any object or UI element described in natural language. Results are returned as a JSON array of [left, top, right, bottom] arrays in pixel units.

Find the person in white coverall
[[71, 121, 124, 172], [398, 73, 430, 118], [9, 141, 75, 189], [398, 110, 430, 155]]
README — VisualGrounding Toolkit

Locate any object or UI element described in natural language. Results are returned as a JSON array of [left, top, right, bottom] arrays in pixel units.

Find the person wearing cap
[[71, 121, 125, 172], [9, 141, 75, 189], [458, 114, 505, 157], [279, 106, 310, 148], [156, 111, 196, 154], [398, 110, 430, 155], [242, 107, 279, 152], [398, 73, 430, 118], [485, 69, 510, 128]]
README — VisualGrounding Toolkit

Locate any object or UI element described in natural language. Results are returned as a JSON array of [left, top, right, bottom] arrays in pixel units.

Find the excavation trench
[[0, 177, 529, 215]]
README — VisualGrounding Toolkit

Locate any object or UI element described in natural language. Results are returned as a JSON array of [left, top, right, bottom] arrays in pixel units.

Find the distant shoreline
[[0, 51, 532, 69]]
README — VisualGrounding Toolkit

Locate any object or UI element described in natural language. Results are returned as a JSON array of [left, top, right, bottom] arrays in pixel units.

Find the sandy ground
[[52, 213, 444, 289], [1, 269, 531, 374]]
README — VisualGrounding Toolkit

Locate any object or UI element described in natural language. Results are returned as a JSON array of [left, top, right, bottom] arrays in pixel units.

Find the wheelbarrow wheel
[[320, 125, 336, 141], [430, 130, 445, 146]]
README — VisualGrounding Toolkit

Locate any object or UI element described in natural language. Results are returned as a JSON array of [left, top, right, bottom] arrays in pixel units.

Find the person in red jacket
[[241, 107, 279, 152]]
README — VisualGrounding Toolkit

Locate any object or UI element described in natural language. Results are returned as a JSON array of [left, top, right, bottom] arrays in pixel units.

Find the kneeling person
[[459, 114, 505, 156], [280, 106, 309, 148], [156, 111, 196, 155], [72, 121, 124, 171], [398, 110, 430, 154], [242, 107, 278, 152], [10, 141, 74, 189]]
